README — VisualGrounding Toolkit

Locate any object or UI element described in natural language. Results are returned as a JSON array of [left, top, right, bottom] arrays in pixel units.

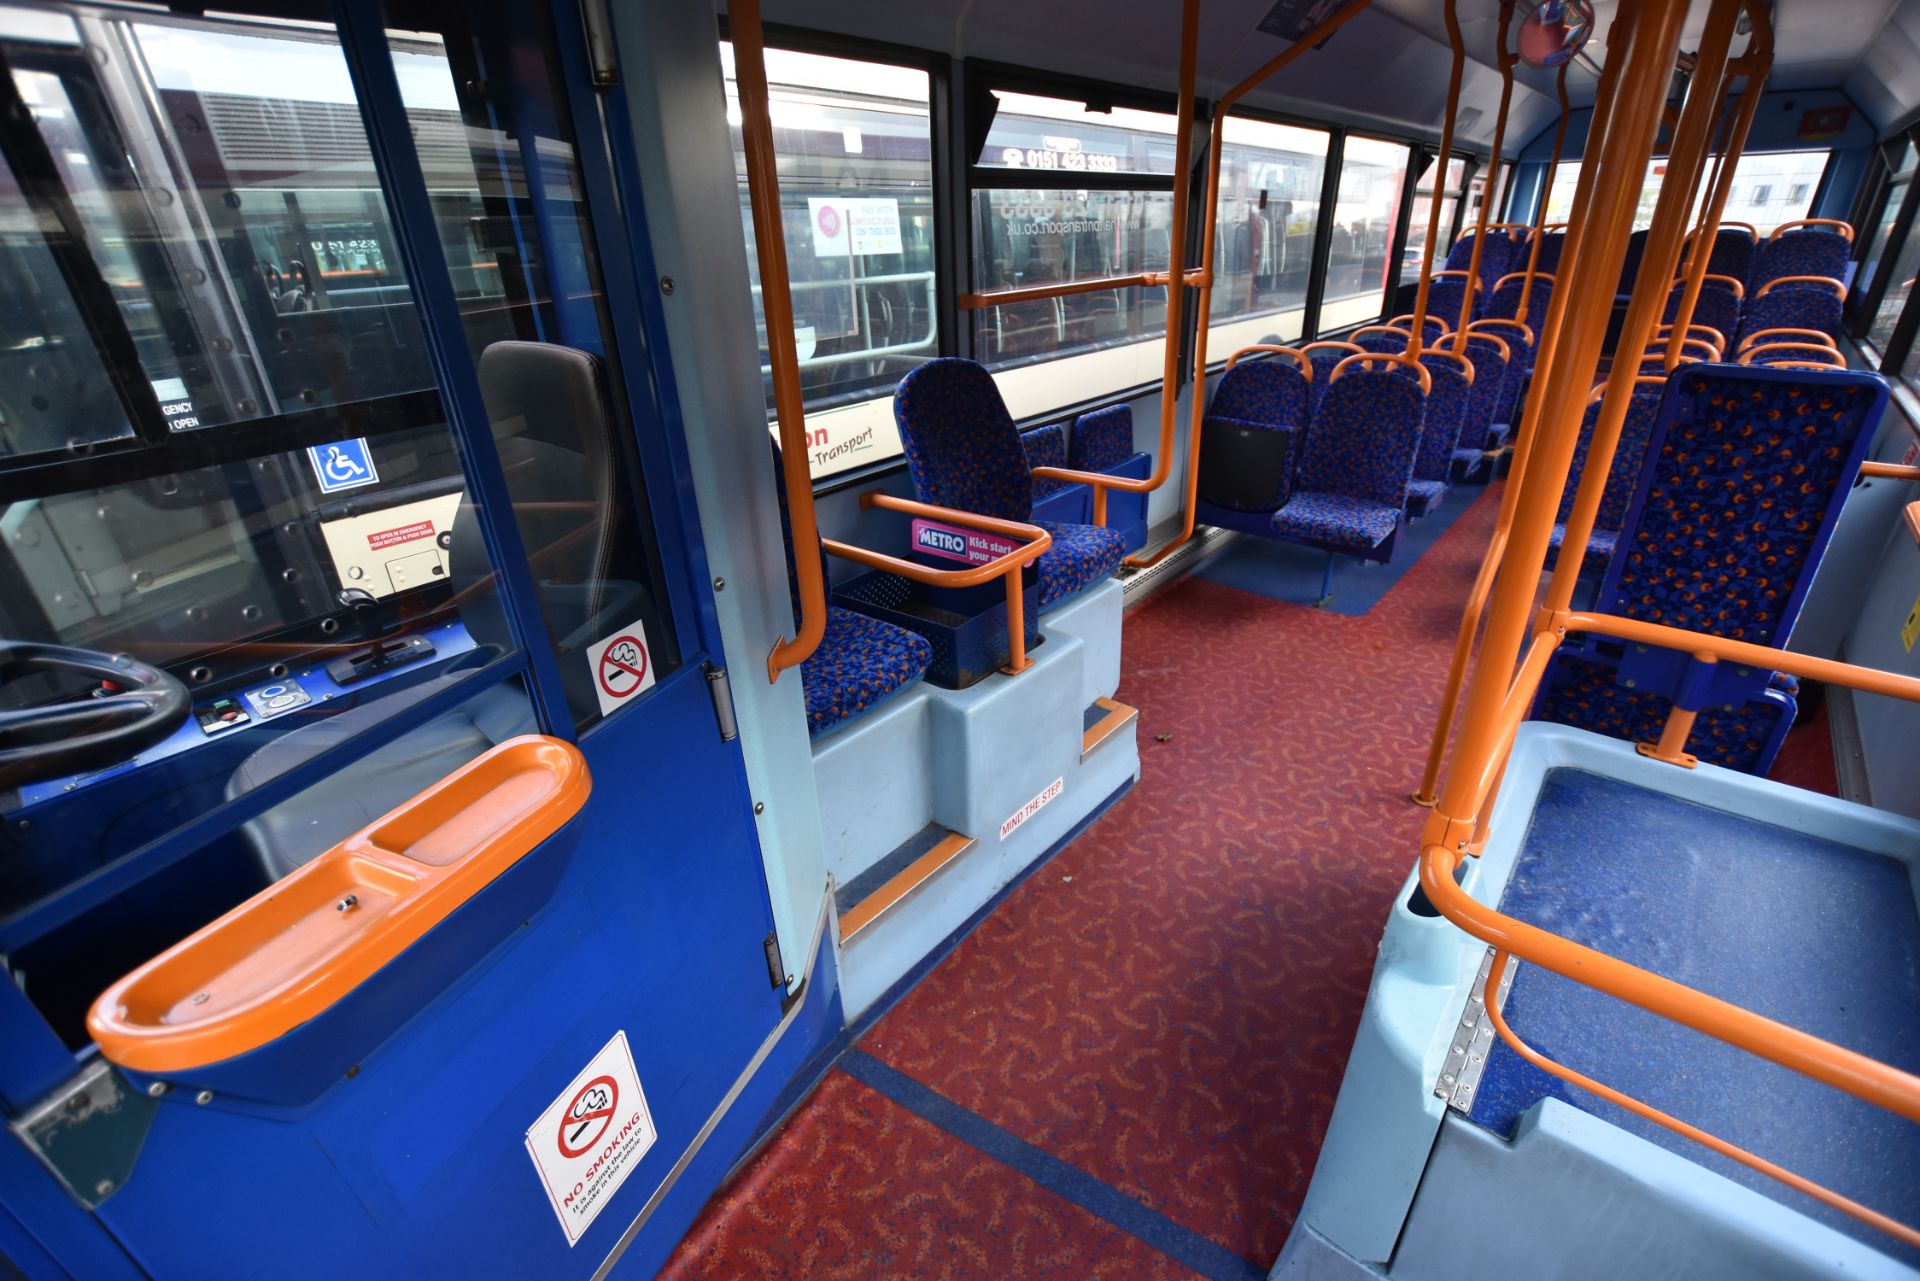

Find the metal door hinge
[[761, 932, 786, 990], [705, 664, 738, 741], [1435, 946, 1516, 1114], [9, 1060, 157, 1207], [577, 0, 620, 85]]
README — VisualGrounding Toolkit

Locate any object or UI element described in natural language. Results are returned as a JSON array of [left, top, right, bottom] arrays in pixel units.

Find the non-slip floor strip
[[839, 1051, 1266, 1281]]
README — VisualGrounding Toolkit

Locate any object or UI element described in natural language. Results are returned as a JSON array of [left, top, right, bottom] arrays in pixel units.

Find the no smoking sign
[[525, 1031, 656, 1246], [584, 619, 656, 717]]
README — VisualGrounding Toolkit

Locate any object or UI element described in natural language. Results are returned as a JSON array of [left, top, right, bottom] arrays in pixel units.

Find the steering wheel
[[0, 643, 191, 788]]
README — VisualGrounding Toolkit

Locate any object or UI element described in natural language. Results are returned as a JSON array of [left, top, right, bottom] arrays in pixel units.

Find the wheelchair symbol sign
[[307, 438, 379, 493]]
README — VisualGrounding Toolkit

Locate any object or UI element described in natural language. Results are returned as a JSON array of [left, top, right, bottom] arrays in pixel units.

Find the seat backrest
[[1297, 367, 1427, 506], [1700, 225, 1756, 281], [1411, 355, 1472, 483], [1489, 274, 1552, 340], [1447, 230, 1517, 291], [1304, 345, 1358, 423], [1356, 330, 1411, 355], [1020, 423, 1068, 498], [1617, 228, 1651, 292], [1427, 274, 1474, 329], [1211, 358, 1310, 429], [1461, 333, 1512, 435], [1734, 282, 1843, 346], [1554, 386, 1666, 534], [1598, 366, 1887, 647], [893, 358, 1033, 521], [1749, 228, 1850, 291], [1662, 277, 1742, 346], [1070, 403, 1135, 474], [1533, 231, 1566, 274]]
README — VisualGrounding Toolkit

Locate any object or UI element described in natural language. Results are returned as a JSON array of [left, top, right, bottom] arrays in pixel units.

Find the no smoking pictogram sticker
[[597, 636, 648, 699], [557, 1075, 618, 1159], [585, 620, 656, 716]]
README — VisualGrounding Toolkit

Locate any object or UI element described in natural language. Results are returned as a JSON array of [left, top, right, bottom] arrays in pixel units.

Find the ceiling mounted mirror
[[1516, 0, 1595, 68]]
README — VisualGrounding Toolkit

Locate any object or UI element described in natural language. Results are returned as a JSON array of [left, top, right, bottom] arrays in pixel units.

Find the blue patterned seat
[[770, 447, 932, 739], [1447, 229, 1520, 296], [894, 358, 1125, 609], [1545, 385, 1665, 574], [1269, 367, 1425, 558], [1692, 224, 1756, 282], [1465, 330, 1519, 443], [1734, 280, 1844, 349], [1488, 272, 1552, 345], [1407, 354, 1471, 516], [1069, 403, 1134, 474], [1748, 226, 1851, 293], [1020, 423, 1069, 499], [1448, 333, 1510, 477], [1661, 276, 1742, 347], [1211, 356, 1310, 428], [1535, 365, 1888, 775], [1304, 344, 1361, 424], [1427, 273, 1476, 331], [801, 609, 935, 739]]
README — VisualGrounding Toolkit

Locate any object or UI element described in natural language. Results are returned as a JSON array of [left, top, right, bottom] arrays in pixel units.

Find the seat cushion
[[1549, 522, 1618, 573], [1035, 520, 1128, 607], [1406, 478, 1448, 516], [801, 607, 932, 739], [1269, 491, 1400, 553]]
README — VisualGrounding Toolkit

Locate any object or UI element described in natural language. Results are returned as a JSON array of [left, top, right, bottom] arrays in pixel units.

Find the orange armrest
[[1030, 464, 1141, 492], [821, 533, 1050, 588], [88, 736, 591, 1073], [858, 491, 1051, 543], [1861, 462, 1920, 482]]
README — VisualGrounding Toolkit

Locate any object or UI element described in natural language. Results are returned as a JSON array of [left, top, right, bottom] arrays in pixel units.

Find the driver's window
[[0, 4, 674, 1050]]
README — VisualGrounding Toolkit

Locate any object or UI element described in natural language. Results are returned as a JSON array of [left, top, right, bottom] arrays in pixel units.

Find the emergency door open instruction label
[[525, 1030, 657, 1246], [584, 619, 656, 717]]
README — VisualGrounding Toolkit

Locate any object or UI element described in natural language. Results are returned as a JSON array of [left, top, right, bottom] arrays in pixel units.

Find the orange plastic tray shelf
[[89, 735, 590, 1074]]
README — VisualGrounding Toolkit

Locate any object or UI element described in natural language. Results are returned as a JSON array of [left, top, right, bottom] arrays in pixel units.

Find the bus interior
[[0, 0, 1916, 1277]]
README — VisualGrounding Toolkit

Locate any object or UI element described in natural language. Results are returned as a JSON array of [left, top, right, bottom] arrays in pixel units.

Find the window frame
[[1852, 129, 1920, 355]]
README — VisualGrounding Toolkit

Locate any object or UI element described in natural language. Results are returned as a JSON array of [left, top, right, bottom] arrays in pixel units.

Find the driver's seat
[[229, 341, 641, 880]]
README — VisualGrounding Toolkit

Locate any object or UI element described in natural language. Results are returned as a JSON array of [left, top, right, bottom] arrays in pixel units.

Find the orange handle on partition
[[89, 736, 591, 1073]]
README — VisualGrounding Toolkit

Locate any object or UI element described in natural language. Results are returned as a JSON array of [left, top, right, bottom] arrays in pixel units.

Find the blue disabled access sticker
[[308, 438, 379, 493]]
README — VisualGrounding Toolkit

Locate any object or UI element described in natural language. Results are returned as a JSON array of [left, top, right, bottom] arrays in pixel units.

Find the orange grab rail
[[1740, 342, 1845, 367], [833, 494, 1053, 674], [1224, 344, 1314, 377], [1768, 217, 1854, 242], [90, 737, 591, 1073], [1754, 274, 1847, 300], [1330, 350, 1433, 395], [1480, 952, 1920, 1251], [1860, 461, 1920, 481], [736, 0, 828, 683], [1737, 326, 1839, 354]]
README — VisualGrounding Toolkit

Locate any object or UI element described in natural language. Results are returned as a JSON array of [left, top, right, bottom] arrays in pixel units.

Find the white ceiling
[[746, 0, 1920, 152]]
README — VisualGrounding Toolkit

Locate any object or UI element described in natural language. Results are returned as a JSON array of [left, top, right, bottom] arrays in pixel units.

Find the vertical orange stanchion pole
[[738, 0, 828, 682], [1402, 0, 1466, 357], [1547, 0, 1742, 618], [1424, 0, 1693, 851], [1451, 2, 1517, 351]]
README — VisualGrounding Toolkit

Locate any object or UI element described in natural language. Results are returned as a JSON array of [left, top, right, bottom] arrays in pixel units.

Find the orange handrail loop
[[1330, 350, 1433, 396], [1768, 216, 1854, 242], [1224, 344, 1315, 376]]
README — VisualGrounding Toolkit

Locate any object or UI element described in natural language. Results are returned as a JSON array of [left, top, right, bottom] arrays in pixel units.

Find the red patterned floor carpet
[[660, 481, 1842, 1280]]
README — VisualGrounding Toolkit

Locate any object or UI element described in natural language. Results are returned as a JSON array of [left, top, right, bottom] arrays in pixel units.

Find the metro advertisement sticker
[[525, 1030, 657, 1246], [911, 517, 1022, 567]]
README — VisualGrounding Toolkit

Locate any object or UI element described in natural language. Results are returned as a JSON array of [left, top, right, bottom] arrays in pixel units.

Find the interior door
[[0, 1, 785, 1275]]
